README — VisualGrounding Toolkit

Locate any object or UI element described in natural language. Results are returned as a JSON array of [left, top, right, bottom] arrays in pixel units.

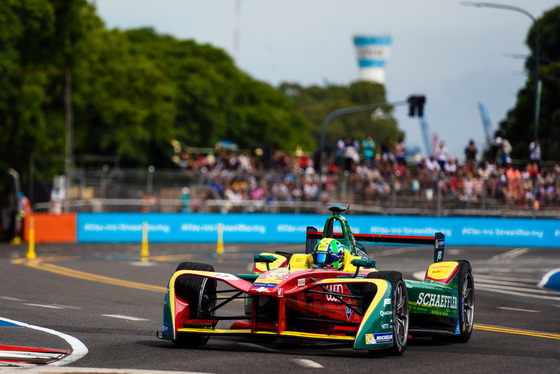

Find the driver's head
[[312, 238, 344, 270]]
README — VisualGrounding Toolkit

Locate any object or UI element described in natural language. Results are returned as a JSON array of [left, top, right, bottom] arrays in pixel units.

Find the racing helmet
[[312, 238, 344, 270]]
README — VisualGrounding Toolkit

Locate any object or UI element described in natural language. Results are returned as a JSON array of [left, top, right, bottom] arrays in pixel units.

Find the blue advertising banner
[[77, 213, 560, 248]]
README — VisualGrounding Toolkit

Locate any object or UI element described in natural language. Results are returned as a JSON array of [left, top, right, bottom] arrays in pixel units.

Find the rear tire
[[173, 262, 216, 346], [366, 271, 409, 356]]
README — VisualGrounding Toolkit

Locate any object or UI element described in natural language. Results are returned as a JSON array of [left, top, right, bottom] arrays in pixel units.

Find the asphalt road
[[0, 241, 559, 373]]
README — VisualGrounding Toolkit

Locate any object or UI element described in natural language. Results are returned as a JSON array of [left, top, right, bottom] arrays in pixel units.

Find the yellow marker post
[[141, 221, 149, 262], [216, 223, 224, 255], [27, 216, 36, 259]]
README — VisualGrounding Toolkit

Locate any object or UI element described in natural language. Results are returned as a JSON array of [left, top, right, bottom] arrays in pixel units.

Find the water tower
[[353, 35, 392, 84]]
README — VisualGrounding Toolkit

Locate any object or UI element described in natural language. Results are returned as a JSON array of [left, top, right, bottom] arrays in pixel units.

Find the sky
[[94, 0, 559, 160]]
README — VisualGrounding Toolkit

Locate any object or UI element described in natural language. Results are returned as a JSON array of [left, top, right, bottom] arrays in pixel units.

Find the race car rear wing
[[306, 227, 445, 263]]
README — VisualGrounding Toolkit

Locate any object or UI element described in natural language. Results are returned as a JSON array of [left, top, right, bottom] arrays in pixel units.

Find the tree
[[496, 6, 560, 161], [279, 81, 403, 153], [125, 28, 313, 154]]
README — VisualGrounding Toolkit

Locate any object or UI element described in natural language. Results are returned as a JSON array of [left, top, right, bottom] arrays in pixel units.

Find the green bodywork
[[406, 279, 460, 319]]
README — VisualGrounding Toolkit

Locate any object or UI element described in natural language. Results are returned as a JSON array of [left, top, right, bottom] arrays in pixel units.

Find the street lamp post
[[318, 101, 407, 176], [462, 2, 541, 139]]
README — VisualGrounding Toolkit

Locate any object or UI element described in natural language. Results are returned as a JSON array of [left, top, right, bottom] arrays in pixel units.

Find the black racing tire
[[365, 271, 409, 356], [173, 262, 216, 346], [450, 260, 475, 343]]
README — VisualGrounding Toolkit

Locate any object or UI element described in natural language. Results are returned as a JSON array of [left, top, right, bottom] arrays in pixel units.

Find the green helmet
[[312, 238, 344, 270]]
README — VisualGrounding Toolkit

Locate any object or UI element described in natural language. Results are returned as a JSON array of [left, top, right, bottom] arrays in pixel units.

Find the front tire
[[366, 271, 409, 356], [173, 262, 216, 346]]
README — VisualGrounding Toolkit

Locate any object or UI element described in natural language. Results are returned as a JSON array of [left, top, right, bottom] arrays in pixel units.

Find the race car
[[157, 206, 474, 356]]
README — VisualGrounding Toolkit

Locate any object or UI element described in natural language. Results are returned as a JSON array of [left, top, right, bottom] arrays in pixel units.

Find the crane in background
[[478, 103, 494, 148]]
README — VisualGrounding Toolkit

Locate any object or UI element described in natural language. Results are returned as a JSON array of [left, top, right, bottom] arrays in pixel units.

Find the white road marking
[[101, 314, 150, 321], [447, 249, 462, 255], [488, 248, 529, 263], [475, 274, 539, 284], [0, 317, 88, 367], [292, 359, 324, 368], [131, 261, 156, 267], [376, 247, 415, 256], [475, 281, 557, 295], [475, 278, 538, 288], [237, 342, 278, 353], [497, 307, 540, 313], [476, 284, 560, 301], [0, 296, 24, 302], [24, 303, 65, 309], [413, 271, 425, 280]]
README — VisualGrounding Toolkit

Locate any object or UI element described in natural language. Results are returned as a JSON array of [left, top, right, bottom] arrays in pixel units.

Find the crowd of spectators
[[175, 136, 560, 211]]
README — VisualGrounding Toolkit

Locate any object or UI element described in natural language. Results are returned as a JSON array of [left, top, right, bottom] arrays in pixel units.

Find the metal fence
[[31, 166, 560, 219]]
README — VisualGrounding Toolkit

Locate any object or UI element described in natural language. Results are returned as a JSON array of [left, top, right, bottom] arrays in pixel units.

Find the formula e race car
[[157, 206, 474, 356]]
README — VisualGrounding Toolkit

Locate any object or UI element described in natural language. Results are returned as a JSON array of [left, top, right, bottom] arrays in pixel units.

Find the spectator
[[361, 136, 375, 165], [445, 158, 458, 175], [529, 137, 541, 171], [336, 138, 346, 165], [394, 137, 406, 165], [381, 137, 394, 162], [18, 191, 31, 218], [343, 137, 360, 172], [15, 192, 32, 242], [435, 141, 450, 172], [394, 159, 410, 192], [180, 187, 191, 212], [464, 139, 478, 166], [303, 175, 319, 201], [495, 137, 512, 166], [425, 156, 439, 173]]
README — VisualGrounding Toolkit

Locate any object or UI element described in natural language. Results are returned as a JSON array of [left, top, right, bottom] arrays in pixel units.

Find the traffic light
[[407, 96, 417, 116], [416, 96, 426, 117], [407, 95, 426, 117]]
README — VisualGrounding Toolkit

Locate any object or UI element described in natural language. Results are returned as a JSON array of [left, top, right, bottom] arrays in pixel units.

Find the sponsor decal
[[278, 288, 284, 298], [374, 333, 393, 343], [252, 283, 278, 288], [416, 292, 457, 309], [162, 323, 168, 334], [380, 310, 392, 317], [345, 306, 353, 321], [366, 334, 376, 344], [381, 323, 391, 329], [212, 273, 239, 280], [326, 284, 344, 302], [255, 276, 283, 284], [383, 298, 391, 306], [427, 262, 457, 278], [297, 278, 305, 287], [436, 239, 445, 248]]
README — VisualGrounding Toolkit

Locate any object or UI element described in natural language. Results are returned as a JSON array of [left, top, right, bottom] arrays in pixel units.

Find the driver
[[312, 238, 345, 270]]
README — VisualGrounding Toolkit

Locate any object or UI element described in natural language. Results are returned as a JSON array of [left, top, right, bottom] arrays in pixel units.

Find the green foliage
[[497, 5, 560, 161], [0, 0, 400, 196], [279, 81, 402, 153], [125, 28, 312, 153], [0, 1, 314, 194]]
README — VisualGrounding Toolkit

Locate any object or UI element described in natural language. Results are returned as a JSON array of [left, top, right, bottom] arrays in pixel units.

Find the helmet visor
[[315, 252, 327, 264]]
